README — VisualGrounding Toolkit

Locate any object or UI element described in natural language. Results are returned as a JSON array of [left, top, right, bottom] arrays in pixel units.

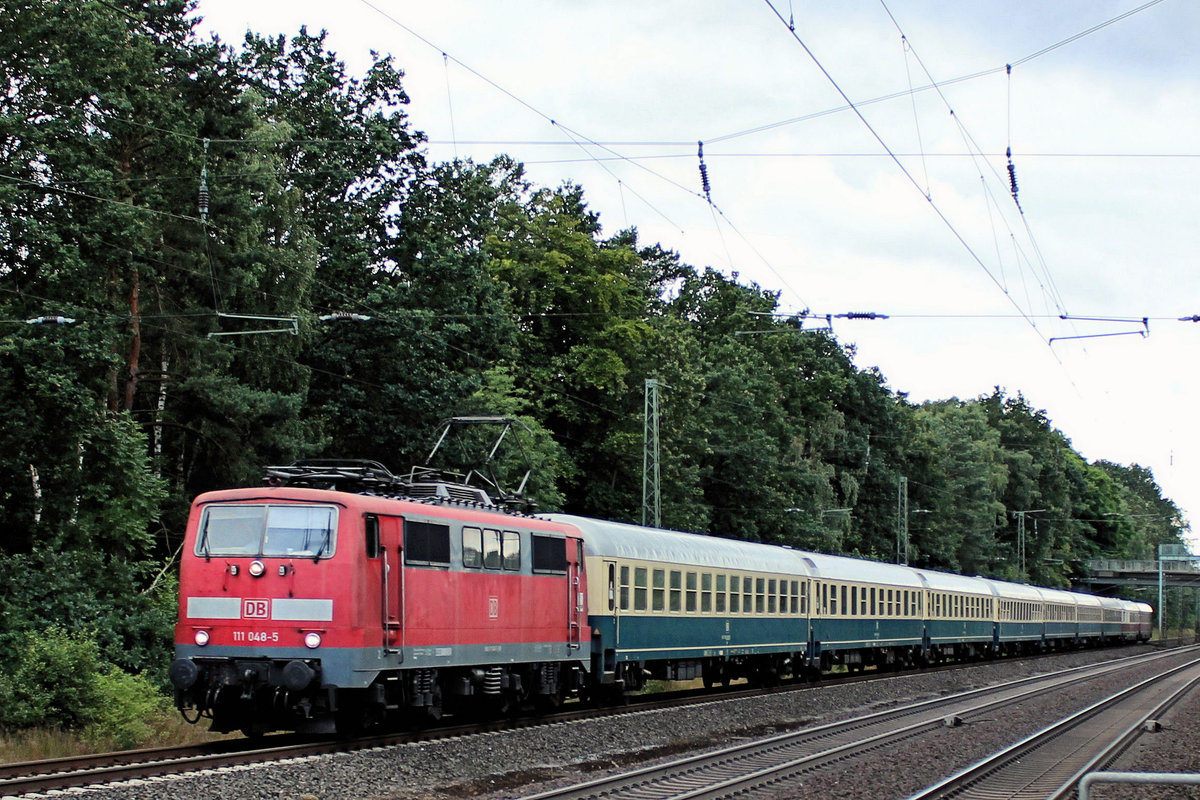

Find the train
[[168, 460, 1153, 736]]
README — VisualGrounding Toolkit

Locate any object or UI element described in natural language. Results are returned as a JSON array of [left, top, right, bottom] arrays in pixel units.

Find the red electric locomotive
[[169, 461, 588, 735]]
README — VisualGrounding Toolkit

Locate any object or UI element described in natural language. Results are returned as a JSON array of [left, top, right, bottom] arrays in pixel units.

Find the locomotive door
[[568, 538, 586, 649], [373, 514, 404, 655]]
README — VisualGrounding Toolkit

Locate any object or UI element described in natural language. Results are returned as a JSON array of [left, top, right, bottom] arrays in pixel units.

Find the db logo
[[488, 596, 499, 619], [243, 599, 270, 619]]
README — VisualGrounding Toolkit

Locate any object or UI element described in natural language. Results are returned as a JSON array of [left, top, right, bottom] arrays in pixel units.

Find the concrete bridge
[[1081, 558, 1200, 589]]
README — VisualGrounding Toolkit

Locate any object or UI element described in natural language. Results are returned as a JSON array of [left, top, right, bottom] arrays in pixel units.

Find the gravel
[[60, 645, 1200, 800]]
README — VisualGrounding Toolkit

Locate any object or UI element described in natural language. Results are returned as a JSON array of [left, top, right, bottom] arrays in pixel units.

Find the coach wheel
[[702, 661, 725, 690]]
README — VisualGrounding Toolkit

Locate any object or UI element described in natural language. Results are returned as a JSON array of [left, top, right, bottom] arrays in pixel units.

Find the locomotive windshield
[[196, 504, 337, 560]]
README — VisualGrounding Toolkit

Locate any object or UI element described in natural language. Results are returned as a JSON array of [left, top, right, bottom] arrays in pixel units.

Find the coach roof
[[546, 514, 812, 576]]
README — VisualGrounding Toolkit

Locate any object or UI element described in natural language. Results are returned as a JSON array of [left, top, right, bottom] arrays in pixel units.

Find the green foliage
[[84, 669, 172, 750], [0, 550, 176, 683], [0, 627, 104, 730], [0, 626, 169, 749]]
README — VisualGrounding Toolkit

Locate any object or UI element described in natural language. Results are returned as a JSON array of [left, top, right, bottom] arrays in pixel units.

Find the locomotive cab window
[[405, 520, 451, 567], [196, 504, 337, 559], [532, 534, 567, 573]]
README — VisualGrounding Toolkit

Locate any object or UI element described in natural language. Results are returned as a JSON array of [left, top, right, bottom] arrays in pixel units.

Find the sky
[[190, 1, 1200, 550]]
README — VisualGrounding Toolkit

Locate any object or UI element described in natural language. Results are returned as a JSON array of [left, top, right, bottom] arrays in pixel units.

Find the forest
[[0, 1, 1188, 728]]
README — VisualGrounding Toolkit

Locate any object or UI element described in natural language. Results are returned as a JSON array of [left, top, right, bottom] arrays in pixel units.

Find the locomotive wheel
[[240, 720, 269, 739], [334, 692, 377, 737]]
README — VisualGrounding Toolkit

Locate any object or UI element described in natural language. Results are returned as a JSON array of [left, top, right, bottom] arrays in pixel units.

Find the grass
[[0, 710, 235, 764]]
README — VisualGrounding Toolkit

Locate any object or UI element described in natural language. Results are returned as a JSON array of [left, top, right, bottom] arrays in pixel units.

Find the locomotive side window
[[196, 504, 337, 559], [405, 520, 451, 566], [483, 529, 502, 569], [365, 515, 380, 559], [531, 534, 567, 573], [502, 530, 521, 571], [462, 527, 483, 568]]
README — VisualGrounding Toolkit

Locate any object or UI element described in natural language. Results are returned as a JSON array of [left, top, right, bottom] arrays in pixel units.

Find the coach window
[[686, 572, 698, 613], [715, 574, 727, 613], [634, 567, 648, 611], [607, 564, 616, 611], [404, 520, 451, 567], [462, 527, 483, 568], [669, 570, 683, 612], [701, 573, 713, 613], [619, 566, 631, 610], [753, 577, 764, 614], [502, 531, 521, 571], [744, 577, 754, 615], [767, 579, 777, 614], [652, 569, 666, 612], [729, 576, 741, 613]]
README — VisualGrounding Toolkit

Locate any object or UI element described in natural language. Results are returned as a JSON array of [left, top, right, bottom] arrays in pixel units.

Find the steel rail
[[909, 656, 1200, 800], [520, 647, 1196, 800]]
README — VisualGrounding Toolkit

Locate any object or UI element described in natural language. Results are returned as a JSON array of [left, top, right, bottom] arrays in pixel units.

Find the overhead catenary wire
[[713, 0, 1168, 146], [761, 0, 1052, 348]]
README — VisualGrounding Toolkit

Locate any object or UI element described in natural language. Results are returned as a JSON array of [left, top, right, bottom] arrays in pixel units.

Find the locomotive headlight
[[194, 630, 210, 646], [248, 559, 266, 577], [303, 632, 322, 649]]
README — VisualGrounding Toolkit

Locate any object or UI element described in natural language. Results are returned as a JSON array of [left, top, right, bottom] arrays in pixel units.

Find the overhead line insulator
[[697, 140, 712, 204]]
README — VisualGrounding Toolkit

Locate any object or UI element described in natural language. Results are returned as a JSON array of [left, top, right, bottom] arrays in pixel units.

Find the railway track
[[519, 647, 1198, 800], [910, 654, 1200, 799], [0, 647, 1172, 797]]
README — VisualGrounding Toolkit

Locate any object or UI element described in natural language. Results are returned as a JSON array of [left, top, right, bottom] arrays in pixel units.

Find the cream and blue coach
[[551, 514, 813, 689], [804, 552, 926, 671]]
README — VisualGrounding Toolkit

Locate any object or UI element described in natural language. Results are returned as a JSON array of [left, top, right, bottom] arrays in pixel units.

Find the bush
[[84, 669, 172, 750], [0, 627, 104, 730]]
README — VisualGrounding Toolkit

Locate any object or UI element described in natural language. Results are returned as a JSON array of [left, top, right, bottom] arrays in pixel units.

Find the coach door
[[602, 557, 620, 646], [369, 514, 404, 655]]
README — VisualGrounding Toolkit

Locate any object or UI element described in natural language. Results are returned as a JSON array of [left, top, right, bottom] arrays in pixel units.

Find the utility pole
[[896, 477, 908, 565], [642, 378, 661, 528], [1011, 509, 1046, 581]]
